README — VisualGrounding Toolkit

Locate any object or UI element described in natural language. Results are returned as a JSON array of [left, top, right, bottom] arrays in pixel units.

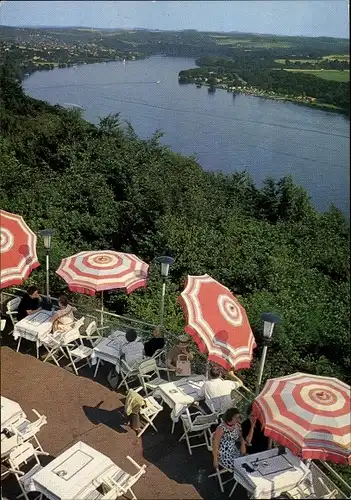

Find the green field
[[284, 68, 349, 82], [322, 54, 350, 61], [212, 37, 290, 48], [275, 58, 320, 64]]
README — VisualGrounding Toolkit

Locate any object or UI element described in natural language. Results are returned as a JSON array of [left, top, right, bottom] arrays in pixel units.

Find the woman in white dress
[[50, 295, 76, 333]]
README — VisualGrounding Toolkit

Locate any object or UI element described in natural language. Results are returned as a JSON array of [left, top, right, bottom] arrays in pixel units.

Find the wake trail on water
[[25, 84, 349, 139], [94, 92, 350, 140]]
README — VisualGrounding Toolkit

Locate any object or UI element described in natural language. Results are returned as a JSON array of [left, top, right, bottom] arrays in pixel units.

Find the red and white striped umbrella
[[253, 372, 351, 465], [178, 274, 256, 371], [56, 250, 149, 295], [0, 210, 40, 289]]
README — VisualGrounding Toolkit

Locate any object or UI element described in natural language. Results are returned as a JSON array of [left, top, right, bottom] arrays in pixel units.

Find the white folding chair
[[42, 317, 85, 366], [137, 358, 166, 396], [152, 349, 171, 382], [64, 320, 102, 375], [208, 463, 236, 494], [128, 387, 164, 438], [6, 297, 21, 329], [9, 409, 47, 453], [117, 359, 142, 391], [7, 442, 49, 500], [99, 456, 146, 500], [179, 411, 218, 455]]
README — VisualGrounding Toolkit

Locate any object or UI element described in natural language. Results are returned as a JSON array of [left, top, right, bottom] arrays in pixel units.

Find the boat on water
[[156, 81, 161, 84], [196, 83, 202, 88]]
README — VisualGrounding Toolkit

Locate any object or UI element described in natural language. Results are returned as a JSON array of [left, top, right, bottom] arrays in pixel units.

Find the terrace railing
[[1, 289, 350, 496]]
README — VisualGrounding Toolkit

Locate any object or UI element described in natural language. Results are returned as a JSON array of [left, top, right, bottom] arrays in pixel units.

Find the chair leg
[[93, 358, 101, 378], [128, 488, 137, 500], [36, 342, 40, 359], [16, 337, 22, 352], [229, 481, 238, 497], [67, 351, 79, 376], [171, 420, 176, 434]]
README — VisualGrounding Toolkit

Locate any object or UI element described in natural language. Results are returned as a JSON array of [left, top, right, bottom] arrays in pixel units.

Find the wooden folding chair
[[117, 359, 141, 391], [99, 456, 146, 500], [179, 411, 218, 455], [137, 358, 166, 396], [208, 464, 236, 494], [7, 442, 49, 500], [9, 409, 47, 453], [6, 297, 21, 331]]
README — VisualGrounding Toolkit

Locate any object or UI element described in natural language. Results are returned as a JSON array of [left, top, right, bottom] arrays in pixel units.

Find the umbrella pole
[[101, 291, 104, 327], [255, 344, 268, 394]]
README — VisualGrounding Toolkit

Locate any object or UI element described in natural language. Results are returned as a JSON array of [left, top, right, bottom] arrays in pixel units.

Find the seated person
[[17, 286, 41, 321], [166, 335, 193, 374], [50, 295, 76, 333], [241, 403, 272, 455], [144, 326, 165, 357], [120, 328, 145, 368], [199, 365, 240, 413], [226, 366, 244, 386]]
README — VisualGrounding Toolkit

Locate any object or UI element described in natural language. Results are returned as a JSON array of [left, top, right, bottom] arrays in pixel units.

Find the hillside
[[0, 64, 350, 390]]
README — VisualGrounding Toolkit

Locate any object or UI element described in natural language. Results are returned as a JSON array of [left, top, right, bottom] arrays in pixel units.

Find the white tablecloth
[[1, 396, 26, 432], [153, 375, 206, 421], [13, 310, 53, 345], [233, 448, 311, 499], [91, 331, 143, 374], [27, 441, 117, 500]]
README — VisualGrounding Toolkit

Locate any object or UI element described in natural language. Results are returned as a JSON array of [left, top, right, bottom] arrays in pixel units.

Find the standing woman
[[212, 407, 245, 470]]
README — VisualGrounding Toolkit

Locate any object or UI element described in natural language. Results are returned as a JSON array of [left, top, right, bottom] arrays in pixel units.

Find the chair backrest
[[86, 321, 97, 336], [192, 413, 218, 429], [74, 317, 85, 330], [151, 349, 165, 362], [8, 442, 39, 469], [7, 297, 21, 313], [138, 358, 159, 377]]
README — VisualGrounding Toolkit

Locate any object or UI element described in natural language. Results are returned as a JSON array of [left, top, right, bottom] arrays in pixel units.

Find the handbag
[[176, 353, 191, 376]]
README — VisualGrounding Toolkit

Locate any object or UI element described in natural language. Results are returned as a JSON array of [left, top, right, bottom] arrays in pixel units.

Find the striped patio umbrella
[[56, 250, 149, 295], [0, 210, 40, 289], [178, 274, 256, 371], [253, 372, 351, 465]]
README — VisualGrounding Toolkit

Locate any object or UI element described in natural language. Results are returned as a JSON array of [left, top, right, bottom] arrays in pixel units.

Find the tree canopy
[[1, 66, 350, 389]]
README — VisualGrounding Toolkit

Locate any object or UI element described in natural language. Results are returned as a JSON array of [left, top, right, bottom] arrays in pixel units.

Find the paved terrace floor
[[0, 339, 249, 500]]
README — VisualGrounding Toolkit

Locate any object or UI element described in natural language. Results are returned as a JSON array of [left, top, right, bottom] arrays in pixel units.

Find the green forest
[[0, 64, 350, 394]]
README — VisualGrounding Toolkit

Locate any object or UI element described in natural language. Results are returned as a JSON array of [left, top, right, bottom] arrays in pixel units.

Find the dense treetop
[[0, 65, 350, 393]]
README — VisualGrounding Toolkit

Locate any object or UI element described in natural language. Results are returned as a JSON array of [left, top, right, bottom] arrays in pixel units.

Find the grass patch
[[283, 69, 349, 82], [275, 58, 320, 64], [211, 37, 290, 48], [322, 54, 350, 61]]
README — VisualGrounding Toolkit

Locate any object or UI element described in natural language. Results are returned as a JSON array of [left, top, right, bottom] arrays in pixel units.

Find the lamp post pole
[[255, 312, 280, 395], [39, 229, 54, 303], [156, 256, 175, 328]]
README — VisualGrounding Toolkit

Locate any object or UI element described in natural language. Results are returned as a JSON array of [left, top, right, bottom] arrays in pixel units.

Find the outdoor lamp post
[[39, 229, 54, 301], [156, 256, 175, 328], [255, 312, 280, 395]]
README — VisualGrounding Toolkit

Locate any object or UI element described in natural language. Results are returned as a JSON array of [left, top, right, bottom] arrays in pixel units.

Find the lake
[[23, 56, 349, 214]]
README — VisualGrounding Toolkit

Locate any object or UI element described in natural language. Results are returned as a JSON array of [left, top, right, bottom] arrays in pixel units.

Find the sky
[[0, 1, 349, 38]]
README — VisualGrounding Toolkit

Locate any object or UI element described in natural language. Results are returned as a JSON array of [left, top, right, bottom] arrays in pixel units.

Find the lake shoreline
[[183, 81, 348, 116], [23, 56, 349, 214]]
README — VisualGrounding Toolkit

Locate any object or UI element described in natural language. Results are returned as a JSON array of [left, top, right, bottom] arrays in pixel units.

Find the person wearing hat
[[166, 334, 193, 374]]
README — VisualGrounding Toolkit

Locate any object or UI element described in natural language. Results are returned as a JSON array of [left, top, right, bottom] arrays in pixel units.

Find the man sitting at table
[[16, 286, 41, 321], [120, 328, 144, 368], [144, 326, 165, 357], [241, 403, 272, 455], [166, 335, 193, 374], [199, 365, 240, 412]]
